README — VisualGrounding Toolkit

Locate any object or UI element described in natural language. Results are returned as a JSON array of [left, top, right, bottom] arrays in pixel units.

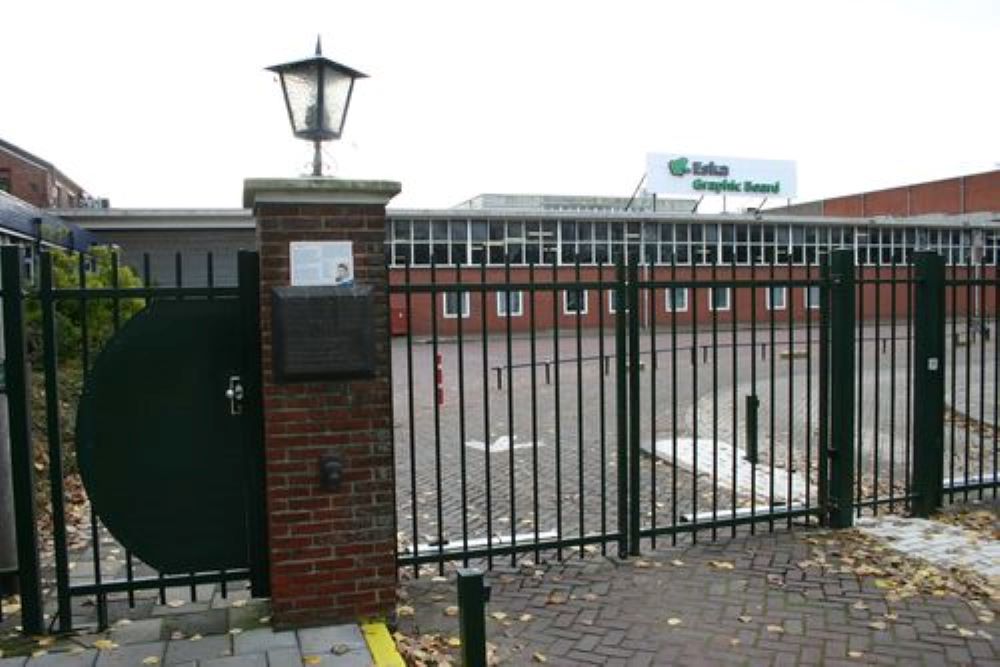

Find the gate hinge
[[225, 375, 244, 415]]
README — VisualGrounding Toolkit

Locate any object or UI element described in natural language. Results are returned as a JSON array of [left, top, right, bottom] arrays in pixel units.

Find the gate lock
[[225, 376, 244, 415]]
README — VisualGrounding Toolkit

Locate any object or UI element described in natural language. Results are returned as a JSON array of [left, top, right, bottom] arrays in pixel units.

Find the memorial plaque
[[271, 285, 375, 382]]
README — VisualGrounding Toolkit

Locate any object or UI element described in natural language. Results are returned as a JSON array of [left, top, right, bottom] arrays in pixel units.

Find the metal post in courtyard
[[456, 568, 489, 667], [0, 246, 44, 634], [827, 249, 856, 529], [912, 251, 946, 517]]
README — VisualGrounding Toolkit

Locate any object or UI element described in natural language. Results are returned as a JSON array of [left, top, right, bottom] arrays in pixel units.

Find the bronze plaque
[[272, 286, 375, 382]]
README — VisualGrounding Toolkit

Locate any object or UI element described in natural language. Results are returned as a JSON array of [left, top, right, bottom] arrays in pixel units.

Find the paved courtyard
[[397, 503, 1000, 666]]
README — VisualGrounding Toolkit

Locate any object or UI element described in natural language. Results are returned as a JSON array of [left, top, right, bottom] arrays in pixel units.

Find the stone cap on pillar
[[243, 177, 402, 209]]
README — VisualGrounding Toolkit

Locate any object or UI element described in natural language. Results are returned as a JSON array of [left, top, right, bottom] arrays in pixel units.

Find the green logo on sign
[[668, 157, 690, 177]]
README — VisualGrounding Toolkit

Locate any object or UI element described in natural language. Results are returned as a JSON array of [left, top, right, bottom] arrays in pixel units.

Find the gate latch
[[225, 376, 244, 415]]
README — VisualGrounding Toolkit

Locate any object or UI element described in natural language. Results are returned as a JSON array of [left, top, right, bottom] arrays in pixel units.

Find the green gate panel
[[76, 299, 248, 574]]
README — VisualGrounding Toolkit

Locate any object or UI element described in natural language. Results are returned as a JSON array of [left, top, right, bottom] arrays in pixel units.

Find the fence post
[[614, 259, 628, 558], [456, 568, 489, 667], [1, 246, 44, 634], [912, 251, 945, 517], [817, 254, 830, 525], [827, 249, 855, 529], [627, 259, 641, 557]]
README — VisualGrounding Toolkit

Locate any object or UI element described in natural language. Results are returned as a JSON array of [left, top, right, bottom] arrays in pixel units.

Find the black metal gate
[[392, 250, 1000, 575], [2, 247, 267, 634]]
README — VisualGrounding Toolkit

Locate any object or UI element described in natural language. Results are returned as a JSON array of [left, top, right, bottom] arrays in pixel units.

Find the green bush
[[25, 247, 145, 365]]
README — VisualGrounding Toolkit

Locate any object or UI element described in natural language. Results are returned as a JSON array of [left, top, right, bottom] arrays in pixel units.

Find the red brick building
[[0, 137, 97, 209]]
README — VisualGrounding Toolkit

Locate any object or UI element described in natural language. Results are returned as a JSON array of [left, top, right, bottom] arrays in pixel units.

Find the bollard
[[457, 568, 490, 667], [495, 366, 502, 390], [544, 360, 551, 384], [744, 394, 760, 464]]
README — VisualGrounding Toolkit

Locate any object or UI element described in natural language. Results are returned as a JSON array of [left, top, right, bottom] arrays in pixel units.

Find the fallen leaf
[[303, 656, 322, 665], [848, 650, 863, 659], [532, 652, 548, 663], [729, 638, 741, 647], [666, 617, 682, 626], [142, 657, 160, 665], [519, 613, 533, 622], [851, 601, 869, 611], [444, 606, 459, 617], [738, 615, 753, 624], [331, 644, 350, 655], [93, 640, 118, 651], [671, 559, 685, 567], [259, 616, 271, 625], [709, 560, 735, 570], [546, 591, 569, 605], [957, 627, 976, 638], [490, 612, 508, 621], [766, 625, 785, 634], [397, 605, 415, 618], [189, 634, 203, 642], [447, 637, 461, 648], [230, 599, 247, 608], [166, 600, 185, 608], [229, 629, 242, 635], [868, 621, 887, 631]]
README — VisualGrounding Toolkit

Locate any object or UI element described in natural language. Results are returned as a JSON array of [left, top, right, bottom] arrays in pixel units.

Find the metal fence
[[1, 247, 263, 634], [391, 250, 1000, 575]]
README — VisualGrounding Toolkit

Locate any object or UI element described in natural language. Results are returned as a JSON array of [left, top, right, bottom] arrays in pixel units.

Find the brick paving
[[397, 527, 1000, 666]]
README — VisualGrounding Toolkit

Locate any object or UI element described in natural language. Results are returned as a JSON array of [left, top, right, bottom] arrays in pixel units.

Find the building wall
[[777, 170, 1000, 218], [0, 142, 88, 208], [389, 265, 992, 336]]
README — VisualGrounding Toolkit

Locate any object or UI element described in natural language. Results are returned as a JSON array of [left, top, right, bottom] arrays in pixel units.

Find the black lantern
[[267, 37, 368, 176]]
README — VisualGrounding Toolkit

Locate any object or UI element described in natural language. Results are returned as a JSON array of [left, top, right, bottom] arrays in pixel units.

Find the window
[[496, 291, 523, 317], [0, 169, 10, 193], [805, 286, 821, 310], [563, 289, 588, 315], [709, 287, 730, 311], [607, 289, 626, 314], [443, 292, 470, 319], [665, 288, 688, 312], [766, 286, 786, 310]]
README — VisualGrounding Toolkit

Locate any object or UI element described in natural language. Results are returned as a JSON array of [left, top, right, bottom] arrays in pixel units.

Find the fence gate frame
[[2, 246, 268, 634]]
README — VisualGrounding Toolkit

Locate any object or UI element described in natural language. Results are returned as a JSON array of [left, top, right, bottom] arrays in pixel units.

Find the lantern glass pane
[[321, 64, 354, 138], [281, 66, 322, 138]]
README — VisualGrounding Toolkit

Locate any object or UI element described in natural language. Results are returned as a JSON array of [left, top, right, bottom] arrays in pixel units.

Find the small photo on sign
[[290, 241, 354, 287]]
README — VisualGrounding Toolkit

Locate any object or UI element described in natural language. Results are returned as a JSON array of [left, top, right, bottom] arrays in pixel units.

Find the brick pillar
[[243, 178, 401, 627]]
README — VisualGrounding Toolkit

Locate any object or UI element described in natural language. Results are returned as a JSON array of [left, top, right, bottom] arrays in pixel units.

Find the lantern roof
[[266, 37, 368, 81]]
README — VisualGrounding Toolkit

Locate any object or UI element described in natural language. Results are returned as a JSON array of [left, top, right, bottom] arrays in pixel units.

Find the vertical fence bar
[[856, 254, 865, 518], [480, 255, 494, 569], [949, 262, 957, 503], [615, 259, 628, 558], [730, 254, 738, 537], [818, 254, 829, 525], [528, 262, 540, 561], [912, 252, 946, 517], [873, 260, 881, 513], [404, 260, 419, 577], [749, 248, 758, 532], [574, 256, 584, 557], [2, 246, 44, 635], [456, 262, 469, 566], [669, 257, 678, 545], [238, 251, 269, 597], [889, 258, 898, 512], [627, 260, 641, 556], [768, 257, 776, 530], [710, 257, 719, 540], [828, 249, 856, 528], [964, 262, 972, 501], [649, 265, 657, 546], [430, 260, 444, 574], [786, 254, 794, 530], [551, 253, 563, 561], [597, 262, 607, 555], [40, 253, 72, 631], [504, 255, 516, 567]]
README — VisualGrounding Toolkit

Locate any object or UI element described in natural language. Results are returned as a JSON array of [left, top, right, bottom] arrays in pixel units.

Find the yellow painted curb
[[361, 621, 405, 667]]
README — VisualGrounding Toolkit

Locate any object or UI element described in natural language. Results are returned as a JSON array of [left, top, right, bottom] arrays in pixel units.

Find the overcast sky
[[2, 0, 998, 212]]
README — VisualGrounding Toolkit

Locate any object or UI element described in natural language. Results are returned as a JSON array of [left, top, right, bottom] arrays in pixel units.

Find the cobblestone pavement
[[398, 527, 1000, 666], [857, 515, 1000, 580], [392, 323, 998, 558]]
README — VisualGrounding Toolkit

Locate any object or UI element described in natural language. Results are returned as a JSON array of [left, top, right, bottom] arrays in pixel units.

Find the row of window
[[441, 286, 822, 318], [388, 219, 1000, 268]]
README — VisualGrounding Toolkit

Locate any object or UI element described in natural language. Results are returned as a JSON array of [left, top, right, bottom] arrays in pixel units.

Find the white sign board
[[646, 153, 797, 199], [290, 241, 354, 287]]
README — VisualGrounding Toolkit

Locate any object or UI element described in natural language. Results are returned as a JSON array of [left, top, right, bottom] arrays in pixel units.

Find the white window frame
[[805, 286, 821, 310], [708, 287, 730, 312], [496, 290, 523, 317], [607, 288, 627, 314], [442, 291, 470, 319], [765, 286, 787, 311], [562, 289, 589, 315], [665, 287, 688, 313]]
